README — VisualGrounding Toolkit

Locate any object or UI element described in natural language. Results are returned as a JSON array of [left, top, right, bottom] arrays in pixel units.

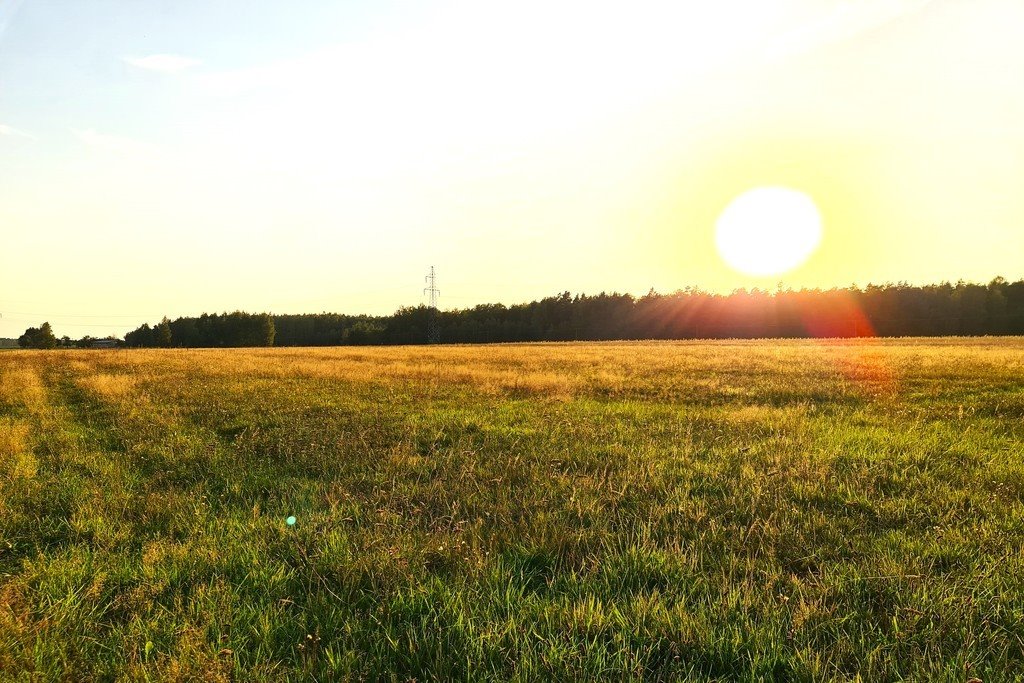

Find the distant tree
[[168, 317, 200, 347], [16, 328, 35, 348], [155, 317, 173, 347], [125, 323, 154, 348], [258, 314, 275, 347], [18, 322, 58, 349], [342, 320, 385, 345], [40, 322, 57, 348]]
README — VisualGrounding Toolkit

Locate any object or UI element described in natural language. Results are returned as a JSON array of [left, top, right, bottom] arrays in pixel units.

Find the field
[[1, 340, 1023, 681]]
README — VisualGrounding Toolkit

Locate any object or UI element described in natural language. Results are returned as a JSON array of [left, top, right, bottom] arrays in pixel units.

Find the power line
[[0, 317, 134, 328], [1, 310, 157, 319]]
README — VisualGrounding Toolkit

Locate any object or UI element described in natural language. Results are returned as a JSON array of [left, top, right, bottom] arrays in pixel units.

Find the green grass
[[1, 340, 1023, 681]]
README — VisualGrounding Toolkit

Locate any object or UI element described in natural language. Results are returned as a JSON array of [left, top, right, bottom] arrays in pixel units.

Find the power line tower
[[423, 266, 440, 344]]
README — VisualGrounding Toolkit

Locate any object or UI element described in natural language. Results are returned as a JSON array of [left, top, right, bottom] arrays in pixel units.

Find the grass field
[[1, 340, 1023, 681]]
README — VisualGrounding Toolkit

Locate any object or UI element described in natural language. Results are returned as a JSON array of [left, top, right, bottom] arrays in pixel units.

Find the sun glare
[[715, 186, 823, 276]]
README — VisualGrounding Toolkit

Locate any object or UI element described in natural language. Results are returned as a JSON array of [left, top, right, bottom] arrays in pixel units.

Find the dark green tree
[[17, 322, 58, 349], [125, 323, 154, 348], [156, 317, 173, 347]]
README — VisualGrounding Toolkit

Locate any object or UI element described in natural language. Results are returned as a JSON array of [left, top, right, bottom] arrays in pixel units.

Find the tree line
[[124, 312, 275, 348], [113, 278, 1024, 348], [15, 322, 124, 349]]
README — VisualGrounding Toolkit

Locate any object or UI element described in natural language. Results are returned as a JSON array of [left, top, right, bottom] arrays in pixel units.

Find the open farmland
[[1, 340, 1023, 681]]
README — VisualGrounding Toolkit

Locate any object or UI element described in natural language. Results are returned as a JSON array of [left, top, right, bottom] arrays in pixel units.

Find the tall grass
[[2, 339, 1023, 681]]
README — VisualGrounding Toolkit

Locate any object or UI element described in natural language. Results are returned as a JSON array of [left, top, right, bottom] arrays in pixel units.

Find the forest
[[114, 278, 1024, 348]]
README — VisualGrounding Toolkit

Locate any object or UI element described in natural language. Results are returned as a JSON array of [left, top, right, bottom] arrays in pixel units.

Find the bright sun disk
[[715, 186, 823, 276]]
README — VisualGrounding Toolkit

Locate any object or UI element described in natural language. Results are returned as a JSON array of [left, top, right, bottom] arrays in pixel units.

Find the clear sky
[[1, 0, 1022, 338]]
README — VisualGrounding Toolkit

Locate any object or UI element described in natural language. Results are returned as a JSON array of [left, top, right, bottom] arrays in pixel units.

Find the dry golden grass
[[76, 372, 138, 399], [0, 365, 47, 414], [0, 419, 35, 479], [67, 337, 1024, 405]]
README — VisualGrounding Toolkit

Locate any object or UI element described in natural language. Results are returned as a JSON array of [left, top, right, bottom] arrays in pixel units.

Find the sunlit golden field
[[2, 340, 1024, 681]]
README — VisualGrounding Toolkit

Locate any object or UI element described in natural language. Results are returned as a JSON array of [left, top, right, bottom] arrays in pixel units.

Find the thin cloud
[[123, 54, 202, 74], [0, 123, 33, 139]]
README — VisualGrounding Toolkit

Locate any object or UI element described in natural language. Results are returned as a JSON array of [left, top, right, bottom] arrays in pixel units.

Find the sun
[[715, 186, 823, 276]]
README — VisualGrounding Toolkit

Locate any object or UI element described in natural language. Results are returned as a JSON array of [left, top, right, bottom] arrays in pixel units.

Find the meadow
[[1, 339, 1023, 681]]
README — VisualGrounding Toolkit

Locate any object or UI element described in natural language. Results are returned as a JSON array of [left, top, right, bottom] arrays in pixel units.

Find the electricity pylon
[[424, 266, 440, 344]]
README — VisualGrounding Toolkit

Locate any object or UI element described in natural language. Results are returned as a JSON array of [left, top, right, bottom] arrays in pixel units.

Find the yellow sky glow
[[0, 0, 1022, 337]]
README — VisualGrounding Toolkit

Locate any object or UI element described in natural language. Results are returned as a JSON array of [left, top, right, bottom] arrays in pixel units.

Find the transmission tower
[[423, 266, 440, 344]]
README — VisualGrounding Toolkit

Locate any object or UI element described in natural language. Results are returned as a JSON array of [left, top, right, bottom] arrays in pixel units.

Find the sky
[[1, 0, 1022, 338]]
